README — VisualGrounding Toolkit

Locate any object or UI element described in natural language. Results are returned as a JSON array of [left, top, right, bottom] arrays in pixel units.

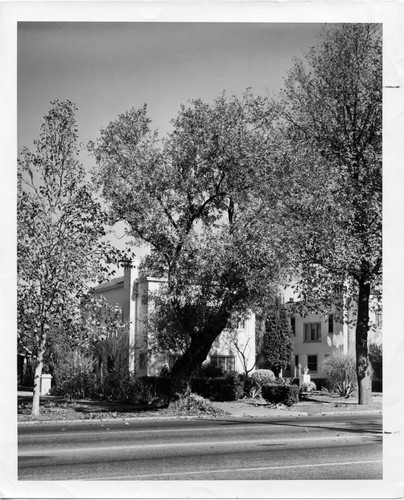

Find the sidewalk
[[212, 393, 382, 418]]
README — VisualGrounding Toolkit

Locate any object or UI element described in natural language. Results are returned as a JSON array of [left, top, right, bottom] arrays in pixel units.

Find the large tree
[[18, 101, 121, 416], [91, 92, 288, 396], [272, 24, 382, 404]]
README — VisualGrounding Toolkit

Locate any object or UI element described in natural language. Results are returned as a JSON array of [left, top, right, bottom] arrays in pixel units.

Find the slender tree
[[273, 24, 382, 404], [18, 101, 121, 416], [257, 299, 294, 377]]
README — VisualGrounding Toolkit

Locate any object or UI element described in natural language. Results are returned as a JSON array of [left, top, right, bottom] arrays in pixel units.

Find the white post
[[40, 374, 52, 395]]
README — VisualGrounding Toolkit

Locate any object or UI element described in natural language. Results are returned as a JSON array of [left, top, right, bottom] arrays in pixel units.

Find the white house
[[282, 284, 382, 380], [93, 264, 256, 377], [94, 265, 381, 381]]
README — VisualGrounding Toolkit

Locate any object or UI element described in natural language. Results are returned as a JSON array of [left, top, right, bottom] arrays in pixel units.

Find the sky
[[18, 23, 324, 148], [17, 22, 325, 252]]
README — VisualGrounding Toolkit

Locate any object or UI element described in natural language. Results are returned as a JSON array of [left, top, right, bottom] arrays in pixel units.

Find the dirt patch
[[18, 394, 228, 422], [18, 392, 382, 422]]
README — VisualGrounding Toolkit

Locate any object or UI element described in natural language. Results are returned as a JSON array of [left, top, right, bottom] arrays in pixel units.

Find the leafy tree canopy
[[91, 91, 290, 391], [259, 24, 382, 404], [18, 100, 124, 415]]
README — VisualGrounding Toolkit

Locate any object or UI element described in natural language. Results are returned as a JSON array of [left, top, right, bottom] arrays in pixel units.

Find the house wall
[[284, 282, 382, 380], [290, 312, 345, 379], [133, 276, 168, 377], [95, 281, 125, 318], [209, 315, 256, 374]]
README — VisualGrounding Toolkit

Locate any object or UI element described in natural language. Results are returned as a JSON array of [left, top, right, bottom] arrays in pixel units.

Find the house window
[[238, 318, 246, 330], [328, 315, 334, 334], [291, 316, 296, 335], [307, 355, 318, 372], [210, 355, 235, 373], [375, 312, 382, 327], [139, 352, 147, 370], [304, 323, 322, 342], [226, 316, 246, 330]]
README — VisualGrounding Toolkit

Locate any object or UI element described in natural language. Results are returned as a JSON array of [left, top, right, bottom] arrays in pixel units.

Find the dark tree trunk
[[355, 273, 372, 405], [169, 313, 230, 401]]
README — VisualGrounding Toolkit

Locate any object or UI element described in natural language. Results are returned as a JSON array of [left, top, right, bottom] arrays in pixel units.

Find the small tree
[[227, 325, 255, 377], [257, 298, 293, 377], [18, 101, 121, 416]]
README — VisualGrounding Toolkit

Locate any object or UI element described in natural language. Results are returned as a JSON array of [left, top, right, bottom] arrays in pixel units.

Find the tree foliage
[[256, 299, 294, 377], [18, 100, 121, 416], [91, 92, 288, 395], [268, 24, 382, 404]]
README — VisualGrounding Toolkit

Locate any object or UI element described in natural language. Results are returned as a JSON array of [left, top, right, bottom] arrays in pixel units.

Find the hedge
[[261, 383, 300, 406], [191, 376, 244, 401], [133, 376, 171, 405], [372, 379, 382, 393]]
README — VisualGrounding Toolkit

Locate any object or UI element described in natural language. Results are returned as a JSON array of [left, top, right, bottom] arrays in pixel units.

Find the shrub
[[261, 384, 299, 406], [310, 378, 328, 390], [369, 343, 382, 381], [191, 374, 244, 402], [101, 373, 137, 401], [372, 379, 382, 393], [299, 381, 317, 401], [50, 354, 99, 400], [133, 376, 171, 406], [243, 376, 262, 398], [300, 381, 317, 393], [250, 369, 275, 386], [322, 350, 357, 398], [196, 362, 224, 378]]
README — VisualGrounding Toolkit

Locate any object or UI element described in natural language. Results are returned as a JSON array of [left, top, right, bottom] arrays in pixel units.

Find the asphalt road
[[18, 414, 382, 480]]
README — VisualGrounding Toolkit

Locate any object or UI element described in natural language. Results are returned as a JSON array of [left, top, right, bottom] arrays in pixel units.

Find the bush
[[101, 373, 137, 401], [243, 376, 262, 398], [250, 369, 275, 386], [300, 381, 317, 393], [369, 343, 382, 381], [372, 379, 382, 393], [196, 362, 224, 378], [299, 381, 317, 401], [310, 378, 328, 390], [322, 350, 357, 397], [191, 374, 244, 402], [261, 384, 299, 406], [50, 355, 99, 400], [133, 376, 171, 406]]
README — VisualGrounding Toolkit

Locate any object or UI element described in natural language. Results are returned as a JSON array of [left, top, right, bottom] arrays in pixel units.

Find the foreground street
[[18, 413, 382, 480]]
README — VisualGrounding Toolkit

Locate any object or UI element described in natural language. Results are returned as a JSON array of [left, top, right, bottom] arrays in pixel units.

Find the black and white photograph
[[1, 1, 404, 498]]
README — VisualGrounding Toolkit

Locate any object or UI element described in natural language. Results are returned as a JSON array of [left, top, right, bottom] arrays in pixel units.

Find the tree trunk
[[169, 318, 230, 401], [31, 333, 47, 417], [355, 275, 372, 405]]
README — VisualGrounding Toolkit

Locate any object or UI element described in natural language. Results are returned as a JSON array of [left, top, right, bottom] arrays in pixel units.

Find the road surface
[[18, 413, 382, 480]]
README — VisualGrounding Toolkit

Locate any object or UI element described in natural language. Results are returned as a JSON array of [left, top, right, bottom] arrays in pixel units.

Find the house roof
[[94, 275, 124, 292]]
